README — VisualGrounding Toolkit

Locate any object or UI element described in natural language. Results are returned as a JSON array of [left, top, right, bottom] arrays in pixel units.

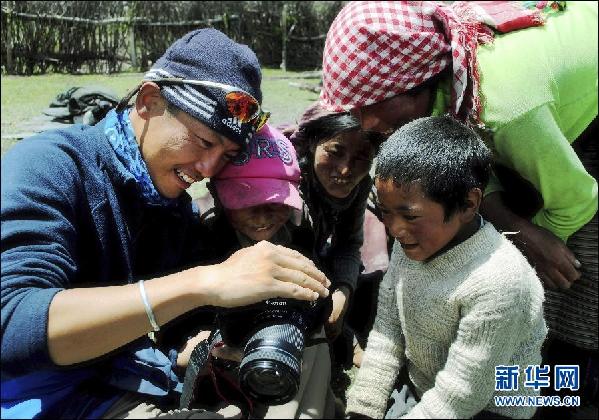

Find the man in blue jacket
[[1, 29, 330, 418]]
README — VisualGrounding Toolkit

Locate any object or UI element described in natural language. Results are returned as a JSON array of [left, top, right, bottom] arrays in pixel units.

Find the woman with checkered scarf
[[319, 1, 597, 418]]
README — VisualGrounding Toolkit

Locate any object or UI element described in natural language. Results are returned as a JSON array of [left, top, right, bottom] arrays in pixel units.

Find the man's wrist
[[184, 265, 219, 308]]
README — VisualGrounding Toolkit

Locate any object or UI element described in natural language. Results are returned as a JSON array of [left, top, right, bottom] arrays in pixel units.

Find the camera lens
[[238, 323, 304, 405], [241, 361, 297, 399], [249, 367, 285, 394]]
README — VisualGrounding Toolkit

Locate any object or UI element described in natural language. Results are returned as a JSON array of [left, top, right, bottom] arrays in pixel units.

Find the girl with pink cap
[[188, 123, 337, 418], [209, 123, 304, 247]]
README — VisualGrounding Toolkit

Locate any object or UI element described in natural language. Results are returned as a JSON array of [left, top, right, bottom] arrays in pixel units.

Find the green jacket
[[433, 1, 598, 242]]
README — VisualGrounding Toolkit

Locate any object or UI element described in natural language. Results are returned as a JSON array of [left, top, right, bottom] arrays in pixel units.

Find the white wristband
[[138, 280, 160, 332]]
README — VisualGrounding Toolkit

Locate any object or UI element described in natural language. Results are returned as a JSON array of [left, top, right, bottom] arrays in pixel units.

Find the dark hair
[[376, 115, 492, 220], [165, 99, 181, 116], [296, 113, 384, 160], [116, 83, 181, 116]]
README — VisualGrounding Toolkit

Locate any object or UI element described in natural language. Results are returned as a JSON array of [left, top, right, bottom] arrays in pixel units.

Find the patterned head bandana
[[320, 1, 548, 124]]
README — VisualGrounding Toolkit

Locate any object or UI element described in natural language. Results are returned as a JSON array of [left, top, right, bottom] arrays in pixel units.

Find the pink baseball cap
[[213, 123, 303, 215]]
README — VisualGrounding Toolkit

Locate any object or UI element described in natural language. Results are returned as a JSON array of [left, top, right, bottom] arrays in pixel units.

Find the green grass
[[0, 68, 320, 198], [0, 68, 320, 156], [260, 69, 321, 126]]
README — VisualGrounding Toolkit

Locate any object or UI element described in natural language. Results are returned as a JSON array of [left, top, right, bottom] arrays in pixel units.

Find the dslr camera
[[214, 295, 331, 405]]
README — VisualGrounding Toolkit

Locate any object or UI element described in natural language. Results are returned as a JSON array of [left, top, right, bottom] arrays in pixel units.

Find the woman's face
[[312, 131, 375, 199], [351, 88, 432, 137], [226, 203, 292, 242]]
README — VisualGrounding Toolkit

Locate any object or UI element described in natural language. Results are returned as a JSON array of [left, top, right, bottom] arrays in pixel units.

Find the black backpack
[[43, 85, 120, 125]]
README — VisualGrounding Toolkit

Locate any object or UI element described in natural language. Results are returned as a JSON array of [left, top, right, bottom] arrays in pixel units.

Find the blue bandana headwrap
[[104, 108, 177, 207]]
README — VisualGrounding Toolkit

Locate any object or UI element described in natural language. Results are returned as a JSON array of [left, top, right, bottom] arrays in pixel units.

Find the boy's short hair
[[376, 115, 492, 219]]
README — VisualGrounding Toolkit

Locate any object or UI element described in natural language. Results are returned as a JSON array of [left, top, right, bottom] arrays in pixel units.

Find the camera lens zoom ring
[[240, 347, 301, 373], [246, 324, 304, 352]]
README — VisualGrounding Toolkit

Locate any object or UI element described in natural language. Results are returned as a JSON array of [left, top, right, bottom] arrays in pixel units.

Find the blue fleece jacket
[[1, 118, 204, 418]]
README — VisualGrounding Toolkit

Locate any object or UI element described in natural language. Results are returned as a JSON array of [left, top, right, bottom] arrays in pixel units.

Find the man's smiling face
[[131, 84, 241, 199]]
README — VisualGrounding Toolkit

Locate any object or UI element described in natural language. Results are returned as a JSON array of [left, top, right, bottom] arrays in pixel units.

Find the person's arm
[[481, 192, 581, 289], [346, 241, 405, 419], [326, 285, 351, 340], [481, 104, 596, 289], [402, 261, 544, 419], [1, 139, 330, 373], [329, 178, 370, 292], [48, 243, 329, 366], [326, 178, 370, 338]]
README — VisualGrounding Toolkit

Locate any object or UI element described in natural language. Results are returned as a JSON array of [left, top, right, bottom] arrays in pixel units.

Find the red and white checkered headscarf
[[320, 1, 543, 123]]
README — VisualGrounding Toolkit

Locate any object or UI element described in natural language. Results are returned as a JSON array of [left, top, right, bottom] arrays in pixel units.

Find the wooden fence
[[1, 1, 345, 75]]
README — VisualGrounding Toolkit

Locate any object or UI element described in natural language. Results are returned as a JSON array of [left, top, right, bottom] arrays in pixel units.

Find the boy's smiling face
[[375, 178, 476, 262], [226, 203, 292, 242]]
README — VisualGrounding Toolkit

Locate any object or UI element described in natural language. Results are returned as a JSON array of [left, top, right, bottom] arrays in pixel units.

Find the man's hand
[[481, 192, 581, 290], [47, 242, 329, 367], [198, 241, 331, 308], [325, 285, 351, 341]]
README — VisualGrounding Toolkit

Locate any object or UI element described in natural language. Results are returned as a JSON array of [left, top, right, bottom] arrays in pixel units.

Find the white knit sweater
[[346, 222, 547, 419]]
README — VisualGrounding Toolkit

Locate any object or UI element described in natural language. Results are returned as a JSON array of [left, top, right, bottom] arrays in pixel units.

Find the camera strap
[[180, 331, 255, 417], [179, 331, 220, 409]]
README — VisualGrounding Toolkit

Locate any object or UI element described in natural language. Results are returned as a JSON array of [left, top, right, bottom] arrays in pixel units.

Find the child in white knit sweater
[[346, 116, 547, 419]]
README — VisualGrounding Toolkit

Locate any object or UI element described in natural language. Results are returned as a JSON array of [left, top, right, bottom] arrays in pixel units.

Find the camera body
[[215, 296, 331, 405]]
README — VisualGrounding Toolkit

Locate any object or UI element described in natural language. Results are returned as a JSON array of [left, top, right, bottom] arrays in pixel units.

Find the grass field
[[0, 68, 320, 156]]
